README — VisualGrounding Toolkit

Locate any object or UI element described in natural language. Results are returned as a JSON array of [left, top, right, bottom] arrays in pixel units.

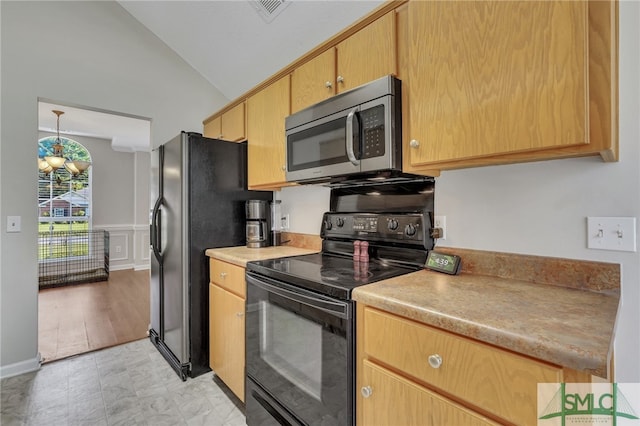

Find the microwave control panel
[[322, 213, 425, 244], [361, 105, 385, 159]]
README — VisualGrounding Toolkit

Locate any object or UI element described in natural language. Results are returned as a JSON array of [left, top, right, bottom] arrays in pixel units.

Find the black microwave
[[285, 75, 402, 184]]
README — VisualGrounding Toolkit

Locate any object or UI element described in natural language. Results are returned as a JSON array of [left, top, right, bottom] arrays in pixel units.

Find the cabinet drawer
[[209, 259, 246, 298], [363, 307, 562, 425]]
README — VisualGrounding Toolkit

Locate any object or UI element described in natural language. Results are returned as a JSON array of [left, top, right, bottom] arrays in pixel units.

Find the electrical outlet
[[281, 214, 290, 231], [434, 215, 446, 240], [115, 246, 122, 253], [587, 217, 636, 252]]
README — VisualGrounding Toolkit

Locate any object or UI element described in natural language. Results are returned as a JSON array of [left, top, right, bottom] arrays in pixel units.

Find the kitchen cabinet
[[290, 11, 396, 113], [362, 360, 497, 426], [357, 305, 563, 425], [402, 0, 617, 172], [203, 102, 246, 142], [209, 258, 246, 402], [246, 75, 291, 189]]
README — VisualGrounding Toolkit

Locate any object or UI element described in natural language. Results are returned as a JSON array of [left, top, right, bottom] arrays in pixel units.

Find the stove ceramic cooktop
[[246, 252, 419, 300]]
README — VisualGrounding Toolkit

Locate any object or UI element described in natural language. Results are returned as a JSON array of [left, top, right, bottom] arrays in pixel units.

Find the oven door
[[245, 272, 353, 426]]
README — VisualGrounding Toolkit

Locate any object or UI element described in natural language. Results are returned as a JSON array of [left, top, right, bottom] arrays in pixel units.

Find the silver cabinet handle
[[410, 139, 420, 148], [428, 354, 443, 369], [236, 312, 244, 317], [220, 272, 227, 278], [281, 165, 286, 171], [361, 386, 373, 398], [218, 134, 224, 139], [337, 75, 344, 84], [325, 81, 332, 89]]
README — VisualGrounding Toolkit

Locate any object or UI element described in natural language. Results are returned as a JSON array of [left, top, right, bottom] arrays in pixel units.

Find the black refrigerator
[[149, 131, 271, 380]]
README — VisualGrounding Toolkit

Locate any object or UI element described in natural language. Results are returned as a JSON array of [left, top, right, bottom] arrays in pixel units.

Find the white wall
[[0, 1, 228, 376], [280, 1, 640, 382]]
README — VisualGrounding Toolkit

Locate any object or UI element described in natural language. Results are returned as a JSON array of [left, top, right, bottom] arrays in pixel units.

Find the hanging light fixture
[[43, 110, 68, 171], [40, 109, 91, 175]]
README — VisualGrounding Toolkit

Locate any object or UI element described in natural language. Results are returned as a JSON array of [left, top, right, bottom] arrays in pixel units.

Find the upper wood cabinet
[[335, 10, 397, 94], [246, 75, 291, 189], [291, 11, 397, 113], [291, 49, 336, 113], [403, 0, 617, 172], [203, 102, 246, 142]]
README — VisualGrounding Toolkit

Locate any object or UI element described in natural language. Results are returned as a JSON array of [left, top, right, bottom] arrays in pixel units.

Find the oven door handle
[[246, 274, 349, 319]]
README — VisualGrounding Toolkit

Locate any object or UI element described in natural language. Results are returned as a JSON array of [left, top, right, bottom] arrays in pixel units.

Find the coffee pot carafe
[[246, 200, 270, 248]]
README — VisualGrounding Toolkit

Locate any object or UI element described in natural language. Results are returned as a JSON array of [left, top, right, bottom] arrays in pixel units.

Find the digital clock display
[[425, 252, 462, 275]]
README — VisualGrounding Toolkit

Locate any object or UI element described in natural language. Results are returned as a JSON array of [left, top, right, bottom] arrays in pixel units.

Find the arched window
[[38, 136, 92, 236]]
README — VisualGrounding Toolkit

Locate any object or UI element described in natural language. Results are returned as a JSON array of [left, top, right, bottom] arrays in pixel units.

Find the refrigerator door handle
[[151, 196, 164, 262]]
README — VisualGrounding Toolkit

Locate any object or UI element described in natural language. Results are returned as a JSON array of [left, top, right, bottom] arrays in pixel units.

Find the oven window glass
[[260, 301, 322, 399], [287, 116, 359, 171]]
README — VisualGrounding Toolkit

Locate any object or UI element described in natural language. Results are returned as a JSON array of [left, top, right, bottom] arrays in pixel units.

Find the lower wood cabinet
[[209, 259, 246, 402], [357, 305, 564, 425], [361, 359, 497, 426]]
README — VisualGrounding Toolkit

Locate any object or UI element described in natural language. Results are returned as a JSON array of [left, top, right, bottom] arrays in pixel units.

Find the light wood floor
[[38, 269, 150, 363]]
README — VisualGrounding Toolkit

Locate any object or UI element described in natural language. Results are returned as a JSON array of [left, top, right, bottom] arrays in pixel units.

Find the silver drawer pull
[[236, 312, 244, 317], [428, 354, 443, 369], [220, 272, 227, 278], [410, 139, 420, 148], [361, 386, 373, 398], [325, 81, 332, 89]]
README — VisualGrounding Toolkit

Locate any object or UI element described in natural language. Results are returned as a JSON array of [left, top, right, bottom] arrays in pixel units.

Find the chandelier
[[38, 110, 91, 176]]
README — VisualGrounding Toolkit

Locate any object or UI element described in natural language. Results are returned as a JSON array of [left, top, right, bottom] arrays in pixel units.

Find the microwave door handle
[[345, 108, 360, 166]]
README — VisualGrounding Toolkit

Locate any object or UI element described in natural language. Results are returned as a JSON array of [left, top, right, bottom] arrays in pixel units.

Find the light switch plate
[[587, 217, 636, 252], [7, 216, 21, 233]]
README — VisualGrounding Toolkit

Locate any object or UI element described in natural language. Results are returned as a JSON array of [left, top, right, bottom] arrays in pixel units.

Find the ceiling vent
[[249, 0, 291, 23]]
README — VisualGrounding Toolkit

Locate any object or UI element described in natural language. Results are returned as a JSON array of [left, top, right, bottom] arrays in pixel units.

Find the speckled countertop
[[205, 245, 318, 267], [353, 269, 619, 378]]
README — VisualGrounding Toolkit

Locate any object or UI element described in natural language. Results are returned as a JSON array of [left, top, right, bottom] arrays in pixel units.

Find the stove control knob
[[388, 219, 399, 231], [336, 217, 345, 228], [324, 219, 333, 231], [405, 223, 417, 236]]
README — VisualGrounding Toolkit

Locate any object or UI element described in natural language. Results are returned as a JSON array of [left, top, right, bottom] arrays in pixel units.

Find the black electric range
[[244, 178, 436, 426], [246, 238, 428, 300]]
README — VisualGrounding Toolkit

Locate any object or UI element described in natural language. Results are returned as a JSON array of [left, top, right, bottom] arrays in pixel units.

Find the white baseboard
[[109, 263, 135, 271], [0, 354, 41, 379], [134, 264, 150, 271]]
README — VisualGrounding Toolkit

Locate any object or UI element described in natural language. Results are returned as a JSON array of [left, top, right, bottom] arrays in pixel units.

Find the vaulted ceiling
[[38, 1, 384, 152], [117, 0, 385, 101]]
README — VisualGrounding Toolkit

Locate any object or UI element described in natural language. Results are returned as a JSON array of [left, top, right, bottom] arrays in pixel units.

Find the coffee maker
[[246, 200, 271, 248]]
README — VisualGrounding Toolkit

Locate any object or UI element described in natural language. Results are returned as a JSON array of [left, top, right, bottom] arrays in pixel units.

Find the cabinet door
[[360, 359, 497, 426], [291, 49, 336, 113], [203, 115, 222, 139], [430, 389, 499, 426], [246, 75, 290, 189], [407, 1, 588, 166], [360, 359, 431, 426], [209, 283, 245, 402], [336, 11, 396, 93], [220, 102, 246, 142]]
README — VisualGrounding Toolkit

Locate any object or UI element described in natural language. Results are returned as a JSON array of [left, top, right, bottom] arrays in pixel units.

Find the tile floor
[[1, 339, 246, 426]]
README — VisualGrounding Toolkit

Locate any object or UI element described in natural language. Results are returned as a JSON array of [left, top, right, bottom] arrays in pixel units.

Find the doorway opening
[[37, 99, 152, 363]]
